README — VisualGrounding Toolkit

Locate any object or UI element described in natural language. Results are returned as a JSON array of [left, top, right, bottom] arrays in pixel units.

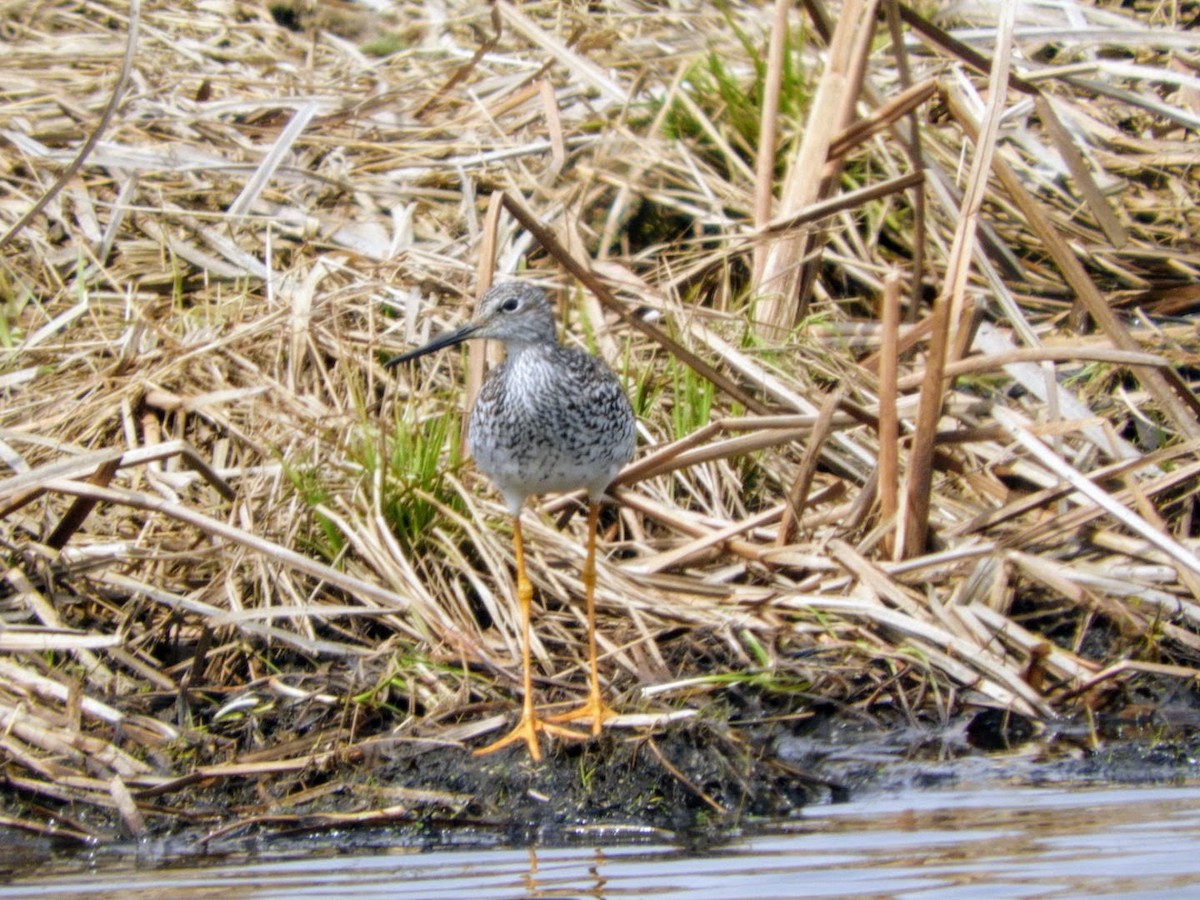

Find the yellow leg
[[474, 515, 588, 761], [547, 501, 619, 735]]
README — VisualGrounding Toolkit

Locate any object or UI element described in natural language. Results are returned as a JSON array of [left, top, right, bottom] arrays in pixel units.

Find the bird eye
[[500, 297, 520, 313]]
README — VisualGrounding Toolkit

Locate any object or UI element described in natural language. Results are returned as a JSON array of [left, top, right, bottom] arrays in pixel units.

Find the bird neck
[[499, 339, 555, 360]]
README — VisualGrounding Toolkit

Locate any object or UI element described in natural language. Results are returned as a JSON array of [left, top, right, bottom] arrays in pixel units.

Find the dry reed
[[2, 0, 1199, 838]]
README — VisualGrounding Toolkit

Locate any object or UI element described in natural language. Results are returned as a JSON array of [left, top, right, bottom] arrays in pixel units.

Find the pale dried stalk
[[757, 0, 879, 336]]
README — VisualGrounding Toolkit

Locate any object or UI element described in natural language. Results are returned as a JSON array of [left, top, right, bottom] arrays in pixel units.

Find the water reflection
[[5, 783, 1200, 898]]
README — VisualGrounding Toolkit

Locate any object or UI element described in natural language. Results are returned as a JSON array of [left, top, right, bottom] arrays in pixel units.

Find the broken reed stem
[[777, 388, 842, 546], [897, 347, 1168, 390], [878, 272, 901, 558], [900, 1, 1015, 558]]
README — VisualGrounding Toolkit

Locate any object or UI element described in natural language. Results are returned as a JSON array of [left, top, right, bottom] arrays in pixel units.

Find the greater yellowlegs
[[385, 282, 636, 760]]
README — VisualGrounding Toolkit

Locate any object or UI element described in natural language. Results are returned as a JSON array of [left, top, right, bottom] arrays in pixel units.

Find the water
[[5, 782, 1200, 898]]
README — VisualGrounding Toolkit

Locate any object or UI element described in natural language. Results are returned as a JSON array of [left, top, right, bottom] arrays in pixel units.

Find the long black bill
[[383, 323, 478, 368]]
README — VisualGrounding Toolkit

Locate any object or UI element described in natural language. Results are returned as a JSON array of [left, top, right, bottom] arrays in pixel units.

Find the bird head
[[384, 282, 557, 367]]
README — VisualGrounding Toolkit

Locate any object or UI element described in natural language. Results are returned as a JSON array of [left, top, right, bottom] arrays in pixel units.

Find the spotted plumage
[[472, 331, 635, 514], [387, 282, 635, 512], [385, 281, 636, 761]]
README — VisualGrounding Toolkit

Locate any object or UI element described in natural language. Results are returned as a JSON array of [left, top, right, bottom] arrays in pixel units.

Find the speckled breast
[[468, 343, 635, 503]]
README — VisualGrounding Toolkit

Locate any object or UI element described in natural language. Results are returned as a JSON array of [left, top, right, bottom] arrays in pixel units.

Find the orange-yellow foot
[[473, 711, 589, 762], [546, 693, 619, 737]]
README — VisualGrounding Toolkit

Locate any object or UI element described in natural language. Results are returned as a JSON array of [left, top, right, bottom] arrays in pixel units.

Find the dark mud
[[372, 717, 824, 844], [4, 684, 1200, 880]]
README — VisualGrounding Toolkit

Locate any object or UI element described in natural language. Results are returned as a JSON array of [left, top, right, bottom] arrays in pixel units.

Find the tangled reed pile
[[2, 0, 1199, 839]]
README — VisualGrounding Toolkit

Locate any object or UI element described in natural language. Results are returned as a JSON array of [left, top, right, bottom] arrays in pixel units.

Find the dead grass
[[2, 0, 1200, 839]]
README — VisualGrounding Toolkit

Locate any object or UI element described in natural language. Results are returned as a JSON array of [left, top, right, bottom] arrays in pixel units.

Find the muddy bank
[[5, 689, 1200, 879]]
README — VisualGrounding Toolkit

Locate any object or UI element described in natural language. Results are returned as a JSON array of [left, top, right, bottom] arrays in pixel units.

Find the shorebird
[[385, 282, 636, 760]]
